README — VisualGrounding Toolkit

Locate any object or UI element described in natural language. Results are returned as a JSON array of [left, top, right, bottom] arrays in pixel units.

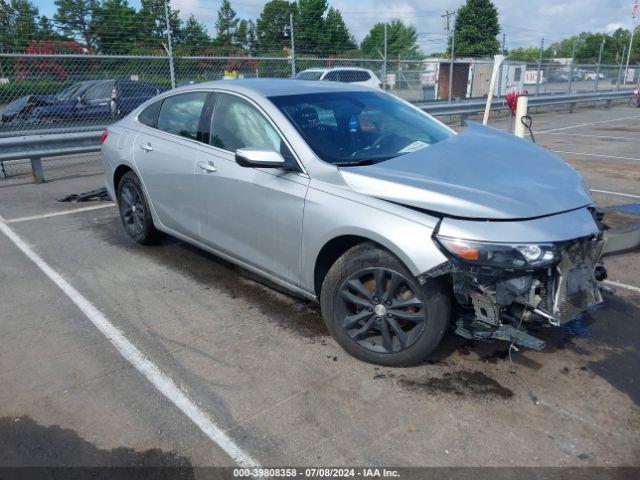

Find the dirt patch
[[398, 371, 514, 399]]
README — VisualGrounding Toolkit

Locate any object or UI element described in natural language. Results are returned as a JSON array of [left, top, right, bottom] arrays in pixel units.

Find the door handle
[[139, 143, 153, 152], [198, 160, 217, 173]]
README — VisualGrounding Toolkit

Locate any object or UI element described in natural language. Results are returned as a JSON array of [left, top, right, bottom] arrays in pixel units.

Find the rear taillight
[[101, 131, 109, 144]]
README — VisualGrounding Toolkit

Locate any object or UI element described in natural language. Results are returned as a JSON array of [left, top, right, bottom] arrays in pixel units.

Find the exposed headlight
[[436, 236, 559, 270]]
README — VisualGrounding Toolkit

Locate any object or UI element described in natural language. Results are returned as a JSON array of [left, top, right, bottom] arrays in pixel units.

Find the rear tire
[[116, 171, 163, 245], [320, 243, 450, 367]]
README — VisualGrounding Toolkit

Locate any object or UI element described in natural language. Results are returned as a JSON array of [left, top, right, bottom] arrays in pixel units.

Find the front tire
[[116, 171, 163, 245], [320, 243, 450, 367]]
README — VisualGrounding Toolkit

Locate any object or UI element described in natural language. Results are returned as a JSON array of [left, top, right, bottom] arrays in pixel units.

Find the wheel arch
[[312, 233, 420, 299], [113, 163, 133, 191]]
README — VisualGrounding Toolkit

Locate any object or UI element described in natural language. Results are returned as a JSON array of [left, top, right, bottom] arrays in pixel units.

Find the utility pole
[[595, 34, 605, 93], [442, 10, 457, 102], [289, 13, 296, 78], [497, 33, 506, 98], [568, 40, 577, 95], [164, 0, 175, 89], [535, 37, 544, 96], [382, 22, 388, 89], [617, 45, 627, 90], [624, 23, 636, 85]]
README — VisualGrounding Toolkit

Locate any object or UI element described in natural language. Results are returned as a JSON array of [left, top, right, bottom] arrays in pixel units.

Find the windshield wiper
[[333, 159, 377, 167]]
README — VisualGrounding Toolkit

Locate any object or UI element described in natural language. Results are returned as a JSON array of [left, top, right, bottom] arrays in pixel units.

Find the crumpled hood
[[339, 122, 592, 220], [0, 95, 56, 119]]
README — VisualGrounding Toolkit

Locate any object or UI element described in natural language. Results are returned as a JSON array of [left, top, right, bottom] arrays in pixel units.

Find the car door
[[194, 91, 309, 286], [79, 81, 114, 120], [133, 91, 208, 240]]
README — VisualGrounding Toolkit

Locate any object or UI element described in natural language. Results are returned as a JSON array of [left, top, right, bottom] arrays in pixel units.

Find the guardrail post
[[31, 157, 45, 183], [0, 160, 6, 179]]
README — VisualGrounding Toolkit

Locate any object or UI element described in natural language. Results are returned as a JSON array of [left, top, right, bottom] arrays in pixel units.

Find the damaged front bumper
[[420, 209, 608, 351]]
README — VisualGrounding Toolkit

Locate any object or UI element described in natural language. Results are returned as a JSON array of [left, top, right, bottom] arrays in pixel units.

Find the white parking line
[[604, 280, 640, 294], [541, 132, 640, 141], [0, 214, 260, 468], [537, 114, 640, 134], [590, 189, 640, 200], [6, 203, 115, 223], [551, 150, 640, 162]]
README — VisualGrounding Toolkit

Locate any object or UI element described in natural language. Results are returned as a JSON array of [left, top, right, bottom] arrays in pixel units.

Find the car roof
[[177, 78, 373, 97], [299, 67, 371, 73]]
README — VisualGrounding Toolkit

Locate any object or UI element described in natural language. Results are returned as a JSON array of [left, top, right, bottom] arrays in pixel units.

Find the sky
[[36, 0, 639, 53]]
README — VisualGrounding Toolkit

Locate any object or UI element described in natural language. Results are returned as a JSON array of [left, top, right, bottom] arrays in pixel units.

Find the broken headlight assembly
[[435, 236, 559, 270]]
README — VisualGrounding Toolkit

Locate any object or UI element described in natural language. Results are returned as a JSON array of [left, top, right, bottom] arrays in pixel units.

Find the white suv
[[296, 67, 382, 89]]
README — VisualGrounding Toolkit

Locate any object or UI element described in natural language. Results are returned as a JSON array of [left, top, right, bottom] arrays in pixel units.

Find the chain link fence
[[1, 52, 639, 179]]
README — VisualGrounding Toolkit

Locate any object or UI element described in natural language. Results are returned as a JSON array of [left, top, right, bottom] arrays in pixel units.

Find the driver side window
[[210, 93, 296, 164]]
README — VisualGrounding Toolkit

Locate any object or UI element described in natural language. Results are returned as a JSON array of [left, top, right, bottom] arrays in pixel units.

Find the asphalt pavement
[[0, 104, 638, 471]]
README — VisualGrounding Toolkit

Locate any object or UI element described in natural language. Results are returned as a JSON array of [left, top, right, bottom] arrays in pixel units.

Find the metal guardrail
[[0, 130, 103, 182], [0, 90, 635, 183], [417, 90, 632, 117]]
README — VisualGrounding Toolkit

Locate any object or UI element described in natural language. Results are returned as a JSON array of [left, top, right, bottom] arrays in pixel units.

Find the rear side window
[[323, 71, 339, 81], [84, 81, 113, 101], [156, 92, 207, 140], [138, 100, 162, 128], [340, 71, 370, 82]]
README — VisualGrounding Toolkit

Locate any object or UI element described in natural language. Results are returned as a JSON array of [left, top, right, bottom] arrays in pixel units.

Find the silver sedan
[[102, 79, 606, 366]]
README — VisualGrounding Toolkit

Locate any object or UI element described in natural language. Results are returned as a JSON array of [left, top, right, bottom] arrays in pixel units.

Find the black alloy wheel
[[336, 267, 427, 354]]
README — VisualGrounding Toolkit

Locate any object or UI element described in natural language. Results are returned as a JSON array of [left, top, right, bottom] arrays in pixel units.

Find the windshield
[[55, 81, 96, 101], [295, 71, 325, 81], [269, 91, 453, 166]]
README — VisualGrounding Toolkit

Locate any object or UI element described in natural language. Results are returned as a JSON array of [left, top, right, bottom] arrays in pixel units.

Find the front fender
[[301, 184, 448, 294]]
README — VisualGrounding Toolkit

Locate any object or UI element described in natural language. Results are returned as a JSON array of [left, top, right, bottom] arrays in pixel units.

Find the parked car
[[29, 79, 164, 125], [102, 79, 608, 366], [296, 67, 382, 89], [0, 80, 99, 126], [584, 71, 606, 81]]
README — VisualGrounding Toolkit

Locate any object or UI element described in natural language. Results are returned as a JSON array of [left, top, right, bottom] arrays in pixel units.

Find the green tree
[[138, 0, 180, 52], [361, 20, 423, 60], [0, 0, 11, 50], [236, 19, 257, 54], [176, 14, 211, 55], [214, 0, 239, 50], [533, 30, 637, 64], [508, 46, 547, 62], [54, 0, 96, 47], [255, 0, 296, 54], [295, 0, 326, 54], [11, 0, 40, 50], [37, 15, 63, 41], [91, 0, 139, 53], [323, 7, 356, 53], [452, 0, 500, 57]]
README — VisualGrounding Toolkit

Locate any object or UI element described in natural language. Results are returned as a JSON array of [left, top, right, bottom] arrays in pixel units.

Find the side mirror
[[235, 148, 286, 169]]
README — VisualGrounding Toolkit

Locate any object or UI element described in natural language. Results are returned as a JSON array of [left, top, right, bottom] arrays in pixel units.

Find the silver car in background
[[101, 79, 606, 366]]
